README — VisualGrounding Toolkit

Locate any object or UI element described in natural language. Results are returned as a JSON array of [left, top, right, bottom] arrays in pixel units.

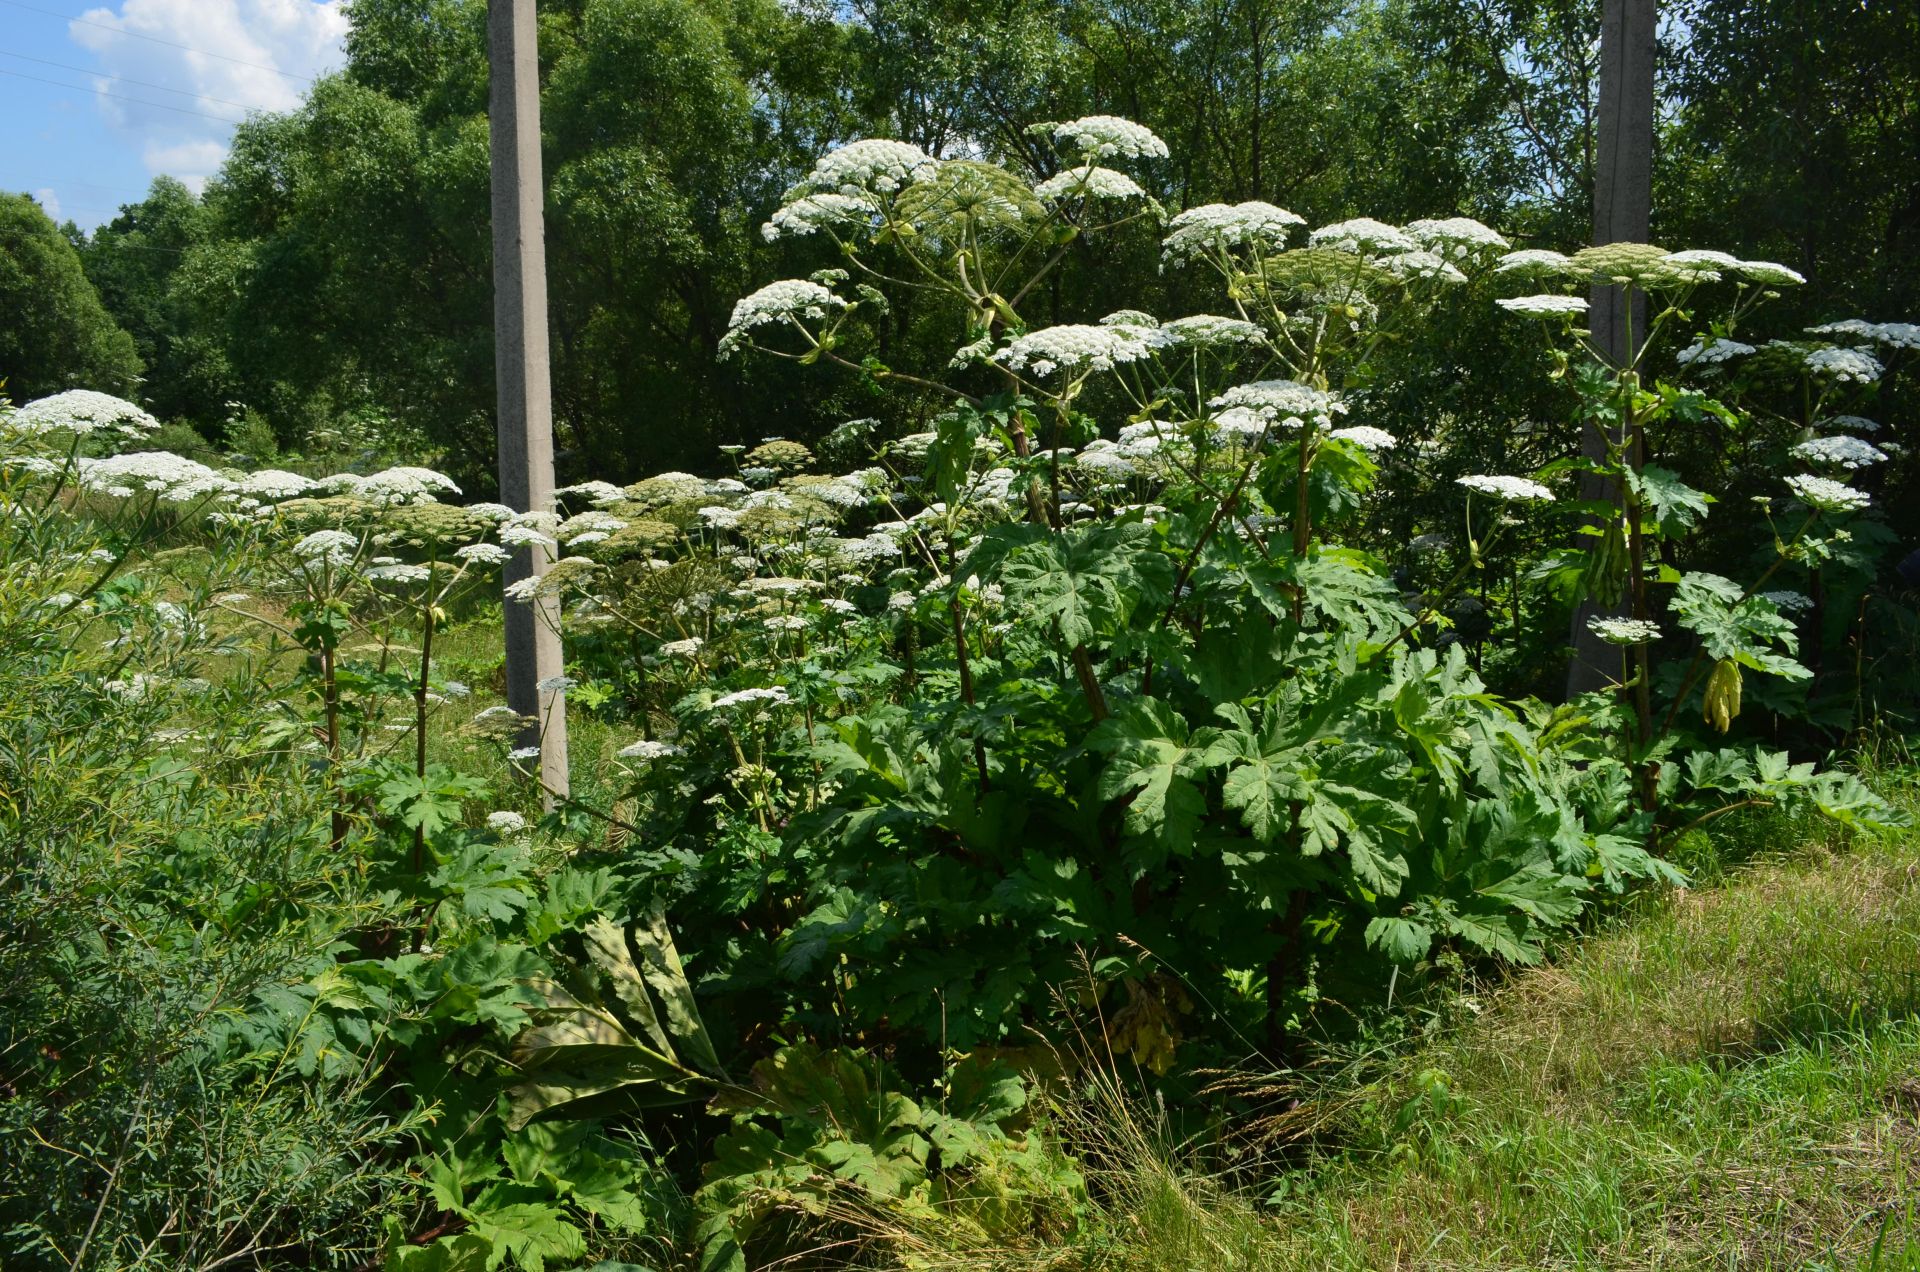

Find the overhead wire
[[0, 47, 285, 113], [0, 0, 316, 82], [0, 64, 248, 123]]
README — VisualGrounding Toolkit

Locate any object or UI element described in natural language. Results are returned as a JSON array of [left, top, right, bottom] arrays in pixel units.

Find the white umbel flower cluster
[[1456, 474, 1555, 502], [720, 279, 849, 359], [80, 452, 230, 502], [1804, 346, 1882, 383], [761, 192, 871, 242], [1735, 260, 1806, 286], [239, 469, 317, 499], [9, 390, 160, 441], [1160, 202, 1304, 263], [1588, 616, 1662, 645], [1208, 380, 1346, 429], [1785, 473, 1871, 513], [617, 739, 685, 761], [293, 529, 360, 565], [1493, 249, 1574, 277], [1662, 249, 1744, 279], [1329, 425, 1397, 451], [992, 324, 1157, 377], [1821, 414, 1881, 435], [797, 139, 939, 194], [1034, 164, 1146, 201], [486, 811, 528, 835], [1406, 217, 1509, 258], [1677, 337, 1756, 366], [711, 685, 791, 711], [1156, 314, 1268, 348], [1791, 435, 1887, 469], [1309, 218, 1416, 256], [1050, 116, 1168, 162], [1496, 294, 1589, 318]]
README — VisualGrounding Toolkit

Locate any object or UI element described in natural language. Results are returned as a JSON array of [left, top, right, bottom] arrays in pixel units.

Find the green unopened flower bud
[[1702, 658, 1742, 733]]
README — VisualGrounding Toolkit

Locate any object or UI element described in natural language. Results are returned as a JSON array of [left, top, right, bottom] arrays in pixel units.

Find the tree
[[0, 193, 142, 402], [79, 177, 227, 425]]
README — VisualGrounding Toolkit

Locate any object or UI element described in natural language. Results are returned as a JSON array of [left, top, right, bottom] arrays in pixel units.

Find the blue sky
[[1, 0, 347, 230]]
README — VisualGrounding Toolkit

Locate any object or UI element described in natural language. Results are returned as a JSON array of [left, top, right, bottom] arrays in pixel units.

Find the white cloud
[[33, 188, 63, 221], [69, 0, 349, 186]]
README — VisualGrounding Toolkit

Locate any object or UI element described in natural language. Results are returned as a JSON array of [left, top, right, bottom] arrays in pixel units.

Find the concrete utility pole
[[1567, 0, 1657, 698], [489, 0, 570, 798]]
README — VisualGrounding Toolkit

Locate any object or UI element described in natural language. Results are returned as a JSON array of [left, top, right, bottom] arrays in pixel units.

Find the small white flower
[[508, 745, 541, 761], [537, 675, 577, 693], [486, 811, 529, 835], [554, 479, 627, 506], [1457, 474, 1555, 503], [1785, 473, 1870, 513], [1496, 294, 1589, 317], [1806, 319, 1880, 341], [660, 636, 705, 658]]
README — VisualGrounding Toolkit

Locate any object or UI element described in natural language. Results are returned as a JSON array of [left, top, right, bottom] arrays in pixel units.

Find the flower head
[[1034, 164, 1146, 201], [1309, 218, 1416, 257], [1791, 435, 1887, 470], [1208, 380, 1346, 429], [1785, 473, 1870, 513], [9, 390, 160, 441], [1496, 294, 1589, 318], [992, 324, 1157, 378], [797, 139, 939, 195], [486, 811, 529, 835], [1456, 474, 1554, 503], [720, 279, 849, 359], [617, 739, 685, 762], [1588, 616, 1661, 646], [1677, 337, 1756, 366], [1804, 346, 1882, 383], [1049, 115, 1168, 162], [1160, 201, 1304, 263], [762, 192, 872, 241]]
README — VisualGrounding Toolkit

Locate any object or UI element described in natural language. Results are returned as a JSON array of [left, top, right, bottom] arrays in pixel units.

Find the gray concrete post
[[1568, 0, 1657, 699], [489, 0, 570, 798]]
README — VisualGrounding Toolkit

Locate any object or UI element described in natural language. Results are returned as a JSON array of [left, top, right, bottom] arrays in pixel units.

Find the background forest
[[10, 0, 1919, 495]]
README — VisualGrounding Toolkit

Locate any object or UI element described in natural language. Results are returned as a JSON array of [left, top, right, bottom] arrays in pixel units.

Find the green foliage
[[0, 192, 142, 400]]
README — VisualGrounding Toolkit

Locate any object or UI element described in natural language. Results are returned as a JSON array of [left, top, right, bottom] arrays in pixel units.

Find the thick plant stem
[[1622, 379, 1657, 812], [322, 645, 348, 852], [946, 548, 990, 791], [411, 603, 436, 879]]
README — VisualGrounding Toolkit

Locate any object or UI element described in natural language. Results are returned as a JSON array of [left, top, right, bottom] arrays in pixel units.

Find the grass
[[861, 787, 1920, 1271]]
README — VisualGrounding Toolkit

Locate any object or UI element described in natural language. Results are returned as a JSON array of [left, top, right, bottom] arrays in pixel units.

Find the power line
[[0, 47, 286, 113], [0, 0, 318, 83], [0, 65, 248, 124]]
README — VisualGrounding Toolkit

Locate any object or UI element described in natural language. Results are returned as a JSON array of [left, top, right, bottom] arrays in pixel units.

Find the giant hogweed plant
[[577, 117, 1898, 1070]]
